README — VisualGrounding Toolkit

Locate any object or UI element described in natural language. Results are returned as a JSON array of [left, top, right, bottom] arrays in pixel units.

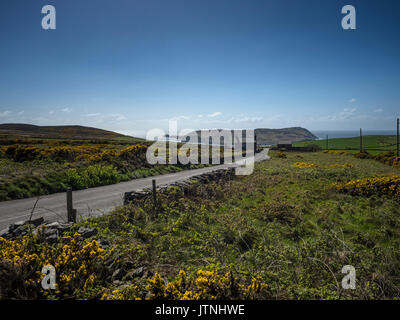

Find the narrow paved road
[[0, 150, 269, 232]]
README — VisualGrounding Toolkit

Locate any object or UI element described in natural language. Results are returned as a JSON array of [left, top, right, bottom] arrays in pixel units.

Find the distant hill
[[254, 127, 317, 145], [181, 127, 317, 146], [0, 123, 139, 141]]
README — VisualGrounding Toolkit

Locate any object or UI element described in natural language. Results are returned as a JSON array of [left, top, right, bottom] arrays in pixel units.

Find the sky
[[0, 0, 399, 138]]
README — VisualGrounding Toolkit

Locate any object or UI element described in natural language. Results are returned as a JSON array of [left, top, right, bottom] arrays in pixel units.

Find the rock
[[0, 230, 10, 239], [11, 225, 29, 237], [44, 228, 58, 237], [98, 238, 110, 248], [46, 222, 60, 229], [46, 233, 58, 244], [58, 223, 72, 233], [8, 221, 24, 233], [124, 267, 144, 281], [112, 269, 125, 282], [27, 217, 44, 227], [77, 227, 98, 239]]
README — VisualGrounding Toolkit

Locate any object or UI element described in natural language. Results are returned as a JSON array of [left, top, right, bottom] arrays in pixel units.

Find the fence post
[[326, 135, 329, 150], [397, 118, 399, 157], [152, 179, 157, 215], [360, 128, 363, 152], [66, 188, 76, 223]]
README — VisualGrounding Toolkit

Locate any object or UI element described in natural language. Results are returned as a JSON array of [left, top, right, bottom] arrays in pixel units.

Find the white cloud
[[232, 116, 264, 123], [207, 112, 222, 118], [349, 98, 357, 103], [85, 113, 101, 117], [339, 108, 357, 119], [373, 108, 383, 113], [109, 114, 128, 121], [170, 115, 190, 121], [61, 107, 72, 113], [0, 110, 12, 117]]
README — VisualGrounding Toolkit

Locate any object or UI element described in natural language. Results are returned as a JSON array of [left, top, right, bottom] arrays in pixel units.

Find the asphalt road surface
[[0, 149, 270, 232]]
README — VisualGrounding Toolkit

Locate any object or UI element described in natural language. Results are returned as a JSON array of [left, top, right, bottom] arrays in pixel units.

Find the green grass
[[294, 135, 398, 155], [73, 150, 400, 299], [0, 136, 208, 201]]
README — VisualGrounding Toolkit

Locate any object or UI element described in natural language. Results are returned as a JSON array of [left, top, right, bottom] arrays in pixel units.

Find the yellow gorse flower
[[0, 232, 107, 297], [331, 174, 400, 200], [293, 162, 353, 169]]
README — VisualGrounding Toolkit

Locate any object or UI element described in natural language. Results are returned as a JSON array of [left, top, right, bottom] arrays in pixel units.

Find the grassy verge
[[0, 159, 207, 201], [2, 150, 400, 299]]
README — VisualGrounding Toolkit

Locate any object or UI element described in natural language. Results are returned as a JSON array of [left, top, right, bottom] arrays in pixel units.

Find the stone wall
[[124, 167, 235, 205]]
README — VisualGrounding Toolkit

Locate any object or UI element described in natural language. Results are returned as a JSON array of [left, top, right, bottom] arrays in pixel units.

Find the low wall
[[124, 167, 236, 205]]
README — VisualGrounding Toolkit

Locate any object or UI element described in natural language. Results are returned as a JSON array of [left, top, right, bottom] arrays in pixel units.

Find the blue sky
[[0, 0, 399, 137]]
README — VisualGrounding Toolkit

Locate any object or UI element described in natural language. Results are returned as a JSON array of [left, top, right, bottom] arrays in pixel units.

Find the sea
[[311, 130, 397, 140]]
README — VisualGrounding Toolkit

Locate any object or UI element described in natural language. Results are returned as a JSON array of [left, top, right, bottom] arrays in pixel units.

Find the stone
[[8, 221, 24, 232], [46, 222, 60, 229], [132, 267, 144, 278], [123, 267, 144, 281], [77, 227, 98, 239], [44, 228, 58, 237], [58, 223, 72, 233], [27, 217, 44, 227], [112, 269, 125, 282], [11, 225, 29, 237], [46, 234, 58, 244], [98, 238, 110, 247]]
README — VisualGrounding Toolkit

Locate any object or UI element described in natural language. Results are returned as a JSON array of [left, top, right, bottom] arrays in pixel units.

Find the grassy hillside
[[2, 150, 400, 299], [0, 123, 146, 143], [294, 135, 398, 155], [182, 127, 317, 146], [255, 127, 317, 145]]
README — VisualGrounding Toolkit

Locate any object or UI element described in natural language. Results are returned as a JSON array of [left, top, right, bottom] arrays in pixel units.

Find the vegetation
[[0, 123, 145, 142], [294, 135, 398, 155], [255, 127, 317, 145], [0, 138, 209, 201], [2, 150, 400, 299]]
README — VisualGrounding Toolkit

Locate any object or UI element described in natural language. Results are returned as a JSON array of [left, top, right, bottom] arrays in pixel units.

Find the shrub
[[293, 162, 353, 169], [101, 269, 268, 300], [354, 151, 373, 159], [0, 233, 108, 299], [331, 174, 400, 200]]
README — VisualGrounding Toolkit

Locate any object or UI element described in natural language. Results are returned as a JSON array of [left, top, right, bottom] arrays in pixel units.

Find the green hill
[[0, 123, 144, 142], [254, 127, 317, 145], [182, 127, 317, 146]]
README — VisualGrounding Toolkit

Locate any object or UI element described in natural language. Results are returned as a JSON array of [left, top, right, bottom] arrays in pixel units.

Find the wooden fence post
[[152, 179, 157, 215], [67, 188, 77, 223], [397, 118, 399, 157], [326, 135, 329, 150]]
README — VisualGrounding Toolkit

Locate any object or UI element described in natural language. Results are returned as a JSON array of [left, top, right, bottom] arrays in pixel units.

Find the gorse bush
[[293, 162, 353, 169], [0, 144, 149, 164], [101, 269, 268, 300], [0, 232, 109, 299], [323, 150, 400, 168], [331, 174, 400, 200]]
